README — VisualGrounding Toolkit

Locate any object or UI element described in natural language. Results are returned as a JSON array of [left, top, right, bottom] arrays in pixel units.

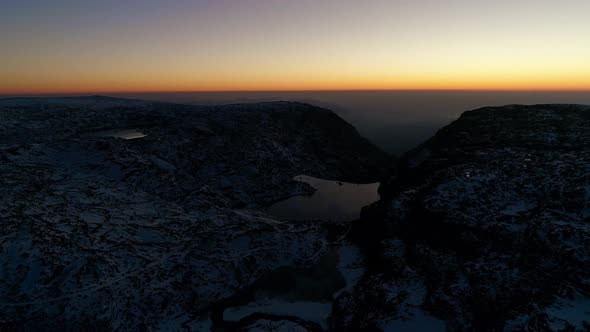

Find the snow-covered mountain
[[342, 104, 590, 331], [3, 98, 589, 331], [0, 97, 387, 330]]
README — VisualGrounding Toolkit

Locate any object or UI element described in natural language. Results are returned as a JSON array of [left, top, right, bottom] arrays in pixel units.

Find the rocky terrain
[[0, 96, 388, 330], [341, 104, 590, 331], [3, 98, 590, 331]]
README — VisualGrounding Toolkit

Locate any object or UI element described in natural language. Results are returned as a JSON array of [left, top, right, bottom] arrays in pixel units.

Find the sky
[[2, 0, 590, 94]]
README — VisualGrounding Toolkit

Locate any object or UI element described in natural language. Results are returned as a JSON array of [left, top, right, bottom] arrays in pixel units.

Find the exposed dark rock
[[345, 104, 590, 331], [6, 98, 588, 331], [0, 96, 388, 330]]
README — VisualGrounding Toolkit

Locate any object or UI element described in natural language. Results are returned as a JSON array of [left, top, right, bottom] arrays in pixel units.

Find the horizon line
[[3, 88, 590, 97]]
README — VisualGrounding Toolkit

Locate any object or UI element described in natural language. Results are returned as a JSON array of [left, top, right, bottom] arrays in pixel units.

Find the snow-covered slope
[[341, 104, 590, 331], [0, 97, 388, 330]]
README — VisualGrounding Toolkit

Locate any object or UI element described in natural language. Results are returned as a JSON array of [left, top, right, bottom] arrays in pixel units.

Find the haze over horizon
[[3, 0, 590, 95]]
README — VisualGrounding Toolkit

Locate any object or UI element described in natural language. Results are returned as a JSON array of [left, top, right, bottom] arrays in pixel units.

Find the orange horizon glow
[[4, 62, 590, 95], [5, 79, 590, 96], [5, 65, 590, 95], [3, 0, 590, 95], [6, 88, 590, 96]]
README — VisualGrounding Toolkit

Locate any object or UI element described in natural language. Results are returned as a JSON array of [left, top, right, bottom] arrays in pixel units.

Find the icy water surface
[[268, 175, 379, 222], [92, 128, 146, 140], [221, 244, 365, 329]]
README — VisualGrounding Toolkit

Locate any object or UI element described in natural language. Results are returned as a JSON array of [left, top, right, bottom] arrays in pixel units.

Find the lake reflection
[[92, 128, 146, 140], [268, 175, 379, 222]]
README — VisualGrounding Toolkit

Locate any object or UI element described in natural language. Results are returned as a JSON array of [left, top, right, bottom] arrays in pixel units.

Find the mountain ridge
[[344, 103, 590, 331], [0, 97, 388, 330]]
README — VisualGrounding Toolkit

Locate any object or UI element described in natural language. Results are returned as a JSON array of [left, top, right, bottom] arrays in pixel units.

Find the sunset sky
[[2, 0, 590, 94]]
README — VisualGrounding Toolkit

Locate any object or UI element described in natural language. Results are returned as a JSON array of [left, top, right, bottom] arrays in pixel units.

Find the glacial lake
[[221, 244, 365, 329], [92, 128, 146, 140], [268, 175, 380, 222]]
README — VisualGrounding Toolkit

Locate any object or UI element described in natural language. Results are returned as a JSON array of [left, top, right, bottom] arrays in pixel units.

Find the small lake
[[268, 175, 380, 222], [220, 244, 365, 330], [92, 128, 146, 140]]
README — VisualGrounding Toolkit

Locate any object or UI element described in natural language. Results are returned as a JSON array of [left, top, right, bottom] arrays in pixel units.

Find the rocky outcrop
[[7, 98, 588, 331], [342, 104, 590, 331], [0, 96, 388, 330]]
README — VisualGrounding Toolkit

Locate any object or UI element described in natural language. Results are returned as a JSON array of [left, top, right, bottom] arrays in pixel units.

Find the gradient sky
[[2, 0, 590, 94]]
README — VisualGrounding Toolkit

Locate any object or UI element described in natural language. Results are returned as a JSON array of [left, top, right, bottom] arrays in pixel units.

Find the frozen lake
[[91, 128, 146, 140]]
